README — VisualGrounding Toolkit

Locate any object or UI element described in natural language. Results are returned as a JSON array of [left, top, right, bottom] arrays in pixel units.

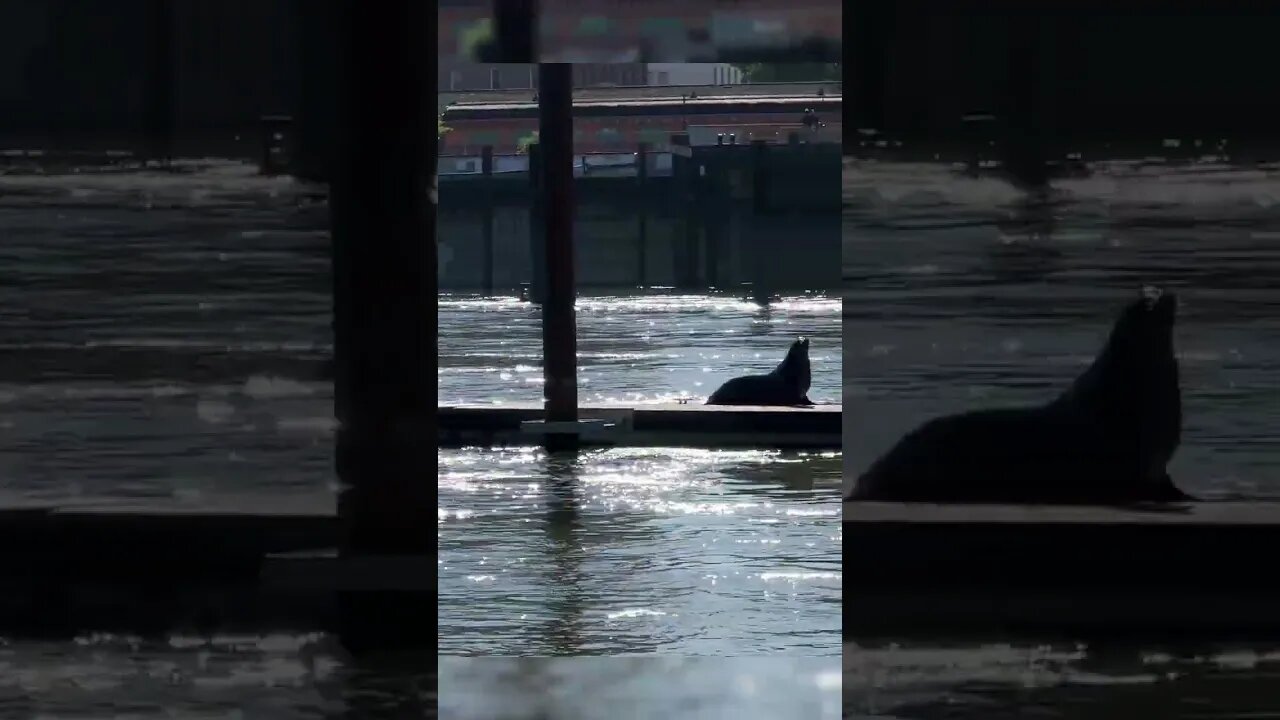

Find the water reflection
[[441, 657, 841, 720], [541, 454, 587, 655], [438, 293, 841, 655], [0, 633, 436, 719], [439, 446, 841, 655], [438, 293, 841, 406], [845, 642, 1280, 719]]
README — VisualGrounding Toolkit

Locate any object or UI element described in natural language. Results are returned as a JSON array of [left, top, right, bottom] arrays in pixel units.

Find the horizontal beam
[[845, 501, 1280, 638], [440, 403, 841, 449]]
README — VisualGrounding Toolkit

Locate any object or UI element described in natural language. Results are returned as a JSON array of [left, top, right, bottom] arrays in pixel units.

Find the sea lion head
[[1108, 286, 1177, 367], [774, 336, 812, 396], [1073, 286, 1182, 481]]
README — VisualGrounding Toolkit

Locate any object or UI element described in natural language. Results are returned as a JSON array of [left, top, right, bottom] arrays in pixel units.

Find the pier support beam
[[492, 0, 538, 62], [480, 145, 495, 294], [329, 0, 434, 651], [635, 142, 650, 287], [1002, 15, 1051, 191], [537, 64, 579, 452], [145, 0, 175, 166]]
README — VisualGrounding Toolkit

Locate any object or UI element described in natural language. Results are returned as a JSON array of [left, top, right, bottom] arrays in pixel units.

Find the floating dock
[[0, 494, 348, 637], [439, 403, 841, 449], [844, 500, 1280, 640]]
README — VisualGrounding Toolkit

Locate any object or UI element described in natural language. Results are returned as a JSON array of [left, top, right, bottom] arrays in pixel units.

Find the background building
[[439, 63, 649, 92], [646, 63, 743, 86]]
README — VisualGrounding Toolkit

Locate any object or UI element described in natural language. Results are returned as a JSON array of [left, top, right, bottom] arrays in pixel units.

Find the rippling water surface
[[1, 160, 841, 716], [0, 162, 332, 499], [438, 294, 843, 655], [844, 159, 1280, 498], [843, 159, 1280, 718]]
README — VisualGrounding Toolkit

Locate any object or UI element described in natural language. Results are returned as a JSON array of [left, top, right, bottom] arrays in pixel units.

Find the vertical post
[[851, 0, 889, 145], [493, 0, 538, 61], [527, 144, 546, 304], [676, 141, 700, 290], [146, 0, 175, 166], [538, 63, 578, 452], [750, 140, 771, 306], [635, 142, 649, 287], [704, 154, 722, 289], [294, 0, 341, 183], [751, 140, 771, 214], [261, 117, 275, 174], [1003, 15, 1049, 191], [481, 145, 495, 294], [330, 0, 434, 651]]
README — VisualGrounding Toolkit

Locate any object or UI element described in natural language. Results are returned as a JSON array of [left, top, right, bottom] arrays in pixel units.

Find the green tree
[[516, 131, 539, 154], [733, 63, 841, 83], [459, 18, 494, 59], [438, 114, 452, 138]]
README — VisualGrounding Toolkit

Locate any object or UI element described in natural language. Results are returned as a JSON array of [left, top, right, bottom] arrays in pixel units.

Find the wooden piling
[[491, 0, 538, 61], [851, 1, 889, 141], [750, 140, 772, 305], [481, 145, 495, 294], [145, 0, 175, 166], [671, 134, 699, 290], [702, 150, 723, 288], [537, 63, 579, 452], [260, 115, 293, 176], [527, 144, 546, 304], [635, 142, 649, 287], [1003, 15, 1050, 190], [329, 0, 434, 652]]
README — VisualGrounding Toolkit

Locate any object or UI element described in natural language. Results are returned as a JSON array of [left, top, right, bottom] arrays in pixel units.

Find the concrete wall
[[437, 201, 839, 292], [437, 144, 841, 292], [646, 63, 744, 86], [438, 63, 649, 92]]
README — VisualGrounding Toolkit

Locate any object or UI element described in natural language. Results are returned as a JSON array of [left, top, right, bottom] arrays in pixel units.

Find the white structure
[[646, 63, 744, 86]]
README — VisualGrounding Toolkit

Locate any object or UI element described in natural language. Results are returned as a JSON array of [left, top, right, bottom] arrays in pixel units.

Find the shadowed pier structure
[[0, 0, 437, 645], [844, 501, 1280, 640], [326, 0, 434, 651]]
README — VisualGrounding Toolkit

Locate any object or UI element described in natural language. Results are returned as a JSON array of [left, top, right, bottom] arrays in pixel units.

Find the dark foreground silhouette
[[848, 288, 1195, 504], [706, 336, 814, 407]]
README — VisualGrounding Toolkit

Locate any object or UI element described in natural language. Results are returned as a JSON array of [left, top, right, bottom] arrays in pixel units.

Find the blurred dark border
[[463, 0, 841, 63]]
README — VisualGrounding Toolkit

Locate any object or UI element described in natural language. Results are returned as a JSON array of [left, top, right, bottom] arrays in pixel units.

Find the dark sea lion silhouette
[[848, 288, 1193, 504], [706, 336, 813, 406]]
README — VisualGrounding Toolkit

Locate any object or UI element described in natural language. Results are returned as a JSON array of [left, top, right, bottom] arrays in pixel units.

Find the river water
[[843, 158, 1280, 718], [438, 293, 842, 658], [0, 160, 842, 717]]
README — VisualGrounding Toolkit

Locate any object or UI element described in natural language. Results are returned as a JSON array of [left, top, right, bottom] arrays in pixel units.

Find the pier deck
[[0, 494, 339, 637], [439, 403, 842, 449], [1, 495, 1278, 638], [845, 500, 1280, 640]]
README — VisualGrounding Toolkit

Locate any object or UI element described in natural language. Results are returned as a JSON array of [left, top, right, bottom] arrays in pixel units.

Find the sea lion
[[706, 336, 813, 406], [848, 287, 1193, 504]]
